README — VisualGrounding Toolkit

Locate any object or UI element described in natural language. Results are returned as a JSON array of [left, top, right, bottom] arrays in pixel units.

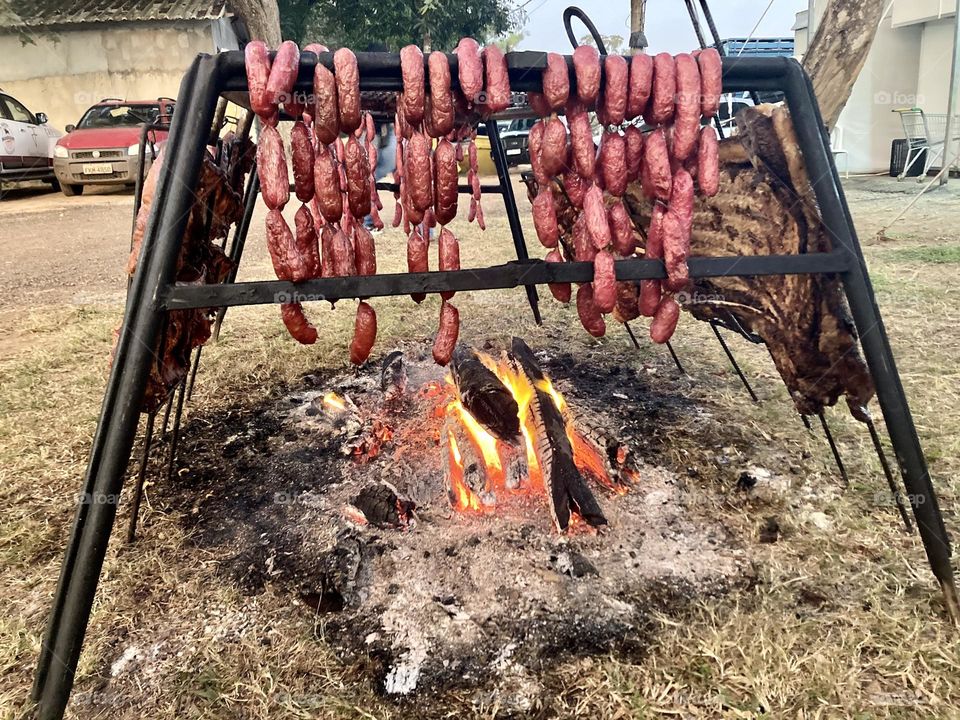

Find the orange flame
[[323, 392, 347, 412], [446, 430, 483, 511], [449, 398, 504, 488]]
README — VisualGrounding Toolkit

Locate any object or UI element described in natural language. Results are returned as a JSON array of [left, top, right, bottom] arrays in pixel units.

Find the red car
[[53, 98, 175, 196]]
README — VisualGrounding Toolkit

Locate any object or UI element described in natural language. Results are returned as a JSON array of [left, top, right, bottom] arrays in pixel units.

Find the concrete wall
[[917, 17, 956, 113], [893, 0, 956, 28], [0, 20, 236, 132]]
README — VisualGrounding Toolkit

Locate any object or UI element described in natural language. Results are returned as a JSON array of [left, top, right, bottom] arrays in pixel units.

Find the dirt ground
[[1, 170, 960, 719]]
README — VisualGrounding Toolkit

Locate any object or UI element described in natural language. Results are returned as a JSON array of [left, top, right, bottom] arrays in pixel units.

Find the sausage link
[[281, 303, 318, 344], [294, 203, 321, 279], [320, 224, 335, 277], [601, 55, 629, 126], [266, 41, 300, 110], [433, 138, 459, 225], [432, 300, 460, 366], [407, 226, 429, 303], [482, 45, 511, 113], [541, 117, 568, 178], [528, 120, 549, 186], [428, 52, 455, 137], [672, 53, 701, 162], [331, 226, 357, 277], [400, 45, 425, 127], [650, 295, 680, 344], [613, 281, 641, 323], [344, 135, 371, 219], [257, 125, 289, 210], [639, 203, 666, 316], [592, 248, 617, 313], [542, 52, 570, 110], [544, 249, 572, 303], [569, 107, 595, 181], [698, 48, 722, 118], [573, 45, 601, 107], [642, 127, 672, 201], [313, 143, 342, 223], [290, 120, 315, 203], [627, 53, 653, 120], [245, 40, 273, 119], [649, 53, 676, 124], [455, 37, 483, 103], [312, 60, 339, 145], [354, 223, 377, 276], [334, 48, 361, 133], [609, 199, 636, 256], [350, 301, 377, 365], [625, 124, 644, 183], [573, 213, 595, 262], [638, 279, 662, 317], [406, 132, 433, 213], [697, 126, 720, 196], [576, 284, 606, 337], [563, 170, 587, 208], [532, 187, 559, 248], [584, 184, 611, 250], [438, 227, 461, 300], [265, 208, 295, 280], [599, 130, 627, 197], [475, 202, 485, 230], [662, 209, 689, 292]]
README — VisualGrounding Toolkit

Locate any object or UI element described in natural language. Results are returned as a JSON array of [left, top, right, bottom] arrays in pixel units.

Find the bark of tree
[[230, 0, 282, 46], [802, 0, 886, 130]]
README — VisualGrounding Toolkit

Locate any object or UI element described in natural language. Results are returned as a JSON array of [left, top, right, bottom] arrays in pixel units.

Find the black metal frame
[[30, 50, 958, 720]]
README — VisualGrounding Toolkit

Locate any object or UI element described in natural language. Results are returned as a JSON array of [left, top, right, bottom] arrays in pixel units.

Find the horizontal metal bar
[[159, 251, 850, 310], [374, 181, 504, 195]]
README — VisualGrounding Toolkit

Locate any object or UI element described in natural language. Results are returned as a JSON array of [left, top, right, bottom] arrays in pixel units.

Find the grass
[[2, 193, 960, 719]]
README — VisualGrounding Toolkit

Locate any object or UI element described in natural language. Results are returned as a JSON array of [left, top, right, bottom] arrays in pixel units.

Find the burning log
[[348, 481, 416, 528], [381, 350, 407, 404], [441, 415, 528, 511], [509, 338, 607, 532], [450, 345, 520, 443]]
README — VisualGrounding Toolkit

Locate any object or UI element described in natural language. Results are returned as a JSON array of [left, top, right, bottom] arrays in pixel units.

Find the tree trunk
[[802, 0, 885, 130], [230, 0, 282, 45]]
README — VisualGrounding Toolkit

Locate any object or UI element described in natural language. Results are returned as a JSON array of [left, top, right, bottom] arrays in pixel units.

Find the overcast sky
[[516, 0, 808, 54]]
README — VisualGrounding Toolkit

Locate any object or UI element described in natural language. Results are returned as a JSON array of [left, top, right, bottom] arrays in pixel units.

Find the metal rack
[[30, 48, 958, 720]]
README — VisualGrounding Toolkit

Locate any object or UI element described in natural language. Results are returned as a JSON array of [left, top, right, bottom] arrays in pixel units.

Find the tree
[[231, 0, 282, 45], [493, 30, 527, 54], [578, 33, 625, 54]]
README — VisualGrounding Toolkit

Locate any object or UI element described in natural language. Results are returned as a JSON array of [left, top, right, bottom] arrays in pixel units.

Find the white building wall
[[917, 18, 956, 113]]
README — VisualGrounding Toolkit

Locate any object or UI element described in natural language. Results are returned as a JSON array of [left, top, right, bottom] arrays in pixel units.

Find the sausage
[[544, 249, 571, 303], [350, 301, 377, 365], [475, 202, 485, 231], [584, 184, 610, 250], [257, 125, 289, 210], [528, 120, 549, 186], [627, 53, 653, 120], [542, 52, 570, 110], [639, 203, 666, 316], [625, 124, 644, 183], [400, 45, 425, 127], [334, 48, 361, 133], [527, 91, 552, 117], [541, 117, 568, 178], [407, 226, 429, 303], [428, 52, 455, 137], [573, 213, 595, 262], [532, 188, 559, 248], [650, 295, 680, 344], [573, 44, 601, 107], [433, 138, 459, 225], [697, 126, 720, 197], [328, 226, 355, 277], [698, 48, 722, 118], [642, 127, 672, 201], [614, 281, 641, 322], [354, 224, 377, 276], [670, 167, 694, 238], [406, 132, 433, 213], [649, 53, 676, 124], [638, 279, 662, 317], [592, 248, 617, 313], [344, 135, 371, 219], [312, 60, 339, 145], [294, 203, 321, 279], [313, 143, 342, 223], [563, 170, 587, 208], [609, 200, 636, 256], [369, 202, 384, 231], [601, 55, 629, 126], [672, 53, 701, 162], [662, 209, 689, 292], [245, 40, 273, 119], [482, 45, 511, 113], [290, 120, 315, 203], [438, 227, 461, 300], [569, 108, 595, 181], [599, 130, 627, 197], [432, 301, 460, 366], [576, 284, 606, 337], [281, 303, 318, 344], [265, 40, 300, 112], [456, 37, 483, 103], [265, 209, 295, 280], [320, 224, 335, 277]]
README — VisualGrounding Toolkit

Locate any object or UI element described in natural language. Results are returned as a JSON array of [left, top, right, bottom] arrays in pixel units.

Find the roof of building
[[2, 0, 233, 29]]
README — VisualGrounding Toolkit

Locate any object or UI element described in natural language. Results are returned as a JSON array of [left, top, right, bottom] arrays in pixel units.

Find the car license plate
[[506, 148, 522, 156], [83, 163, 113, 175]]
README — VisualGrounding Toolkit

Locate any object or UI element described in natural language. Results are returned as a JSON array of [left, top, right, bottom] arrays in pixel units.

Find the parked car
[[0, 90, 62, 197], [498, 117, 538, 166], [53, 98, 174, 196]]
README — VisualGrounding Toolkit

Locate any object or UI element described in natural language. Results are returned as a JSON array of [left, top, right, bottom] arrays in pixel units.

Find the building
[[0, 0, 246, 132], [795, 0, 959, 174]]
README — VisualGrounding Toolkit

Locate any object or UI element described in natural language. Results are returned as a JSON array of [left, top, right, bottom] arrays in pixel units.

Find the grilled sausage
[[544, 249, 571, 303], [266, 40, 300, 111], [433, 138, 459, 225], [406, 132, 433, 213], [400, 45, 425, 126], [527, 91, 552, 117], [642, 127, 672, 201], [639, 203, 666, 316], [662, 209, 689, 292], [609, 199, 636, 256], [627, 53, 653, 120], [265, 208, 295, 280], [698, 48, 722, 118], [541, 117, 568, 178], [433, 300, 460, 365], [584, 184, 610, 250], [672, 53, 701, 162], [625, 124, 644, 182], [482, 45, 511, 113], [334, 48, 361, 133], [528, 120, 549, 186], [573, 44, 601, 107], [569, 109, 595, 181], [330, 226, 357, 277], [281, 303, 318, 344], [543, 52, 570, 110], [294, 203, 321, 279], [650, 295, 680, 344], [456, 37, 483, 103], [563, 170, 587, 208], [290, 120, 315, 203], [350, 301, 377, 364], [573, 213, 595, 262], [312, 60, 339, 144], [649, 53, 676, 124], [532, 188, 559, 248], [257, 125, 289, 210], [599, 130, 627, 196], [245, 40, 273, 119], [697, 126, 720, 196], [313, 143, 342, 223], [428, 51, 455, 136], [438, 227, 460, 300], [638, 279, 662, 318], [602, 55, 629, 126], [344, 135, 371, 219], [475, 202, 485, 230], [407, 226, 428, 303], [576, 284, 606, 337], [354, 223, 377, 276], [320, 224, 335, 277], [592, 248, 617, 313], [613, 281, 641, 322]]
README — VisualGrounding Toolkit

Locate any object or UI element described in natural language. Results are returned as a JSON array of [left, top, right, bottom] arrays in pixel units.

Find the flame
[[446, 430, 483, 511], [488, 360, 544, 491], [323, 392, 347, 412], [449, 398, 504, 488]]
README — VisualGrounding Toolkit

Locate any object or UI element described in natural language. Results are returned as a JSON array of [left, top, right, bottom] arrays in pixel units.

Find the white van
[[0, 90, 63, 197]]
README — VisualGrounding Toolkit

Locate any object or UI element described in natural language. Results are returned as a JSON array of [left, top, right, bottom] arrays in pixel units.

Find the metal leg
[[125, 411, 157, 543], [185, 346, 203, 401], [486, 120, 542, 325], [711, 321, 759, 402], [166, 373, 189, 482], [818, 411, 850, 487], [665, 341, 687, 376], [800, 413, 813, 431], [212, 165, 259, 341], [683, 0, 708, 48], [622, 321, 687, 375], [866, 416, 914, 532], [32, 55, 221, 718]]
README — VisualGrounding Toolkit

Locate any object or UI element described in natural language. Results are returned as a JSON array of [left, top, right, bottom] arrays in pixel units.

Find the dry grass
[[2, 189, 960, 719]]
